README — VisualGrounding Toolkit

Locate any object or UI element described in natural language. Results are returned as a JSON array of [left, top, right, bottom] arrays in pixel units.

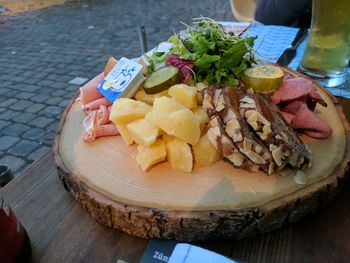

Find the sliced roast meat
[[207, 116, 256, 171], [218, 87, 274, 173], [203, 86, 258, 172], [240, 92, 311, 169]]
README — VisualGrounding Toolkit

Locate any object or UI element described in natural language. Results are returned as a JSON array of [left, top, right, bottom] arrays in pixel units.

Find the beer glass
[[298, 0, 350, 87]]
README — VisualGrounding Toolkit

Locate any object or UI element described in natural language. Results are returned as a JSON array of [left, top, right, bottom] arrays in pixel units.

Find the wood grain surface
[[0, 95, 349, 262], [0, 142, 349, 262], [54, 81, 350, 240]]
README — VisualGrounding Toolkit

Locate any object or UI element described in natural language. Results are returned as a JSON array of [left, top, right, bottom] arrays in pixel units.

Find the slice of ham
[[271, 76, 332, 139], [271, 77, 327, 110], [83, 111, 119, 143], [80, 72, 105, 105], [290, 104, 332, 139], [83, 97, 112, 111]]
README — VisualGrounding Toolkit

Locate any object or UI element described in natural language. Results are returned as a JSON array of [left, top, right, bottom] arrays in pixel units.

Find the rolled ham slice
[[290, 104, 332, 139], [80, 72, 105, 105], [271, 76, 332, 139], [271, 77, 327, 110], [83, 111, 119, 143], [83, 97, 112, 111]]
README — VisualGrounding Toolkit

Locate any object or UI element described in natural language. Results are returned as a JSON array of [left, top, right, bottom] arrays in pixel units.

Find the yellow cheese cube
[[168, 84, 197, 109], [134, 88, 168, 105], [116, 123, 134, 145], [165, 136, 193, 173], [136, 139, 166, 171], [193, 133, 221, 168], [152, 97, 200, 145], [127, 119, 160, 147], [110, 98, 152, 125], [192, 107, 209, 135]]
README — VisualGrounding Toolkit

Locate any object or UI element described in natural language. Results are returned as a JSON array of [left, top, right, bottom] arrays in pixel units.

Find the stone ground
[[0, 0, 235, 177]]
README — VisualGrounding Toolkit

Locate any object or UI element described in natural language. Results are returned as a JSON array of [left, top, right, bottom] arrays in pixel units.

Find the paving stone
[[46, 74, 62, 81], [0, 98, 18, 108], [37, 87, 56, 95], [9, 100, 33, 111], [0, 120, 10, 129], [0, 136, 19, 151], [2, 123, 30, 136], [47, 120, 60, 132], [65, 85, 80, 92], [14, 92, 35, 100], [30, 94, 50, 103], [49, 82, 67, 89], [38, 79, 55, 87], [46, 97, 64, 106], [39, 105, 64, 117], [27, 146, 51, 161], [29, 116, 53, 128], [22, 128, 46, 140], [24, 78, 41, 85], [68, 77, 89, 85], [25, 103, 46, 113], [0, 110, 20, 121], [12, 112, 36, 124], [0, 155, 26, 173], [52, 89, 66, 97], [40, 131, 56, 145], [23, 84, 41, 92], [58, 99, 70, 107], [8, 140, 40, 157], [0, 87, 10, 95]]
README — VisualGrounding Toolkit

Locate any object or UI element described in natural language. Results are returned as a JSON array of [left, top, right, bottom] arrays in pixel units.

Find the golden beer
[[299, 0, 350, 87]]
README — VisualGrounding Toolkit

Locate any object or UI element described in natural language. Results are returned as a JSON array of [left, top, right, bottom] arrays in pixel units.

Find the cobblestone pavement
[[0, 0, 235, 177]]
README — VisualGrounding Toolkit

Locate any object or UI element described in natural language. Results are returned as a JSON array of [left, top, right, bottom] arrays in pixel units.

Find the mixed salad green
[[146, 17, 256, 87]]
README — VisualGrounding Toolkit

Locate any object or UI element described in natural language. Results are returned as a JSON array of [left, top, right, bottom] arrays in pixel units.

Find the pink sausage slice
[[80, 72, 105, 105], [83, 97, 112, 111]]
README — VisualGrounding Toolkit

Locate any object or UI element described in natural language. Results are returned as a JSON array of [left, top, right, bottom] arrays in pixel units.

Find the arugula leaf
[[145, 18, 257, 86]]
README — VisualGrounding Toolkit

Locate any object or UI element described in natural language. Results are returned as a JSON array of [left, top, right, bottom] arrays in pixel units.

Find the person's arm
[[255, 0, 312, 27]]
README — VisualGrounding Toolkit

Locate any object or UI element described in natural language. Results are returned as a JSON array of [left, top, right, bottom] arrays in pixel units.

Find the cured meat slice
[[271, 77, 327, 110], [290, 104, 332, 139], [83, 97, 112, 111], [271, 76, 332, 139], [80, 73, 105, 105]]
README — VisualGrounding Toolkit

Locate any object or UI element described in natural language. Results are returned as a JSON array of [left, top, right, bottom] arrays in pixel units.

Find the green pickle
[[243, 66, 284, 93], [144, 66, 180, 94]]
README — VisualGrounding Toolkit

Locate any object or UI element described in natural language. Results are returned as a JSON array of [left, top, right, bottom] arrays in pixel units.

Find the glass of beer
[[298, 0, 350, 88]]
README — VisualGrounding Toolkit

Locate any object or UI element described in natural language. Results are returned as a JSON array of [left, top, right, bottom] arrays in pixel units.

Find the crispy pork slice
[[239, 92, 311, 169], [203, 85, 257, 171], [217, 87, 275, 174], [207, 116, 258, 171]]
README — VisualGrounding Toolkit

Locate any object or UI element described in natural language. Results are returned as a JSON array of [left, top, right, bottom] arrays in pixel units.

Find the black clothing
[[255, 0, 312, 27]]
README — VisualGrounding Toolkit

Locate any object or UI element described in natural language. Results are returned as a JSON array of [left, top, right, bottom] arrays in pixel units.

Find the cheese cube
[[168, 84, 197, 109], [110, 98, 152, 125], [127, 119, 160, 147], [165, 136, 193, 173], [136, 139, 166, 171]]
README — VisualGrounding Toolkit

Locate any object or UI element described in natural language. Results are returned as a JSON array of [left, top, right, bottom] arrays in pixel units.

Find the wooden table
[[1, 97, 349, 263]]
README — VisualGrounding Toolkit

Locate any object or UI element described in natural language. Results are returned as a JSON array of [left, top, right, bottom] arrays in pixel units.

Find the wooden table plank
[[0, 96, 349, 263]]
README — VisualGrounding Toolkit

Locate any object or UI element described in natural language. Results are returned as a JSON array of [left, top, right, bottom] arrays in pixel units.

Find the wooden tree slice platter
[[54, 71, 350, 241]]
